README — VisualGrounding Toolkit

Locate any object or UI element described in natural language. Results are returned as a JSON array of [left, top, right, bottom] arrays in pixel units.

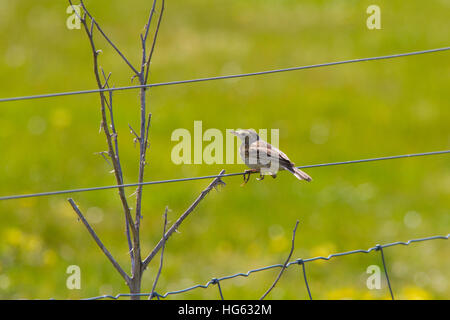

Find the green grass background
[[0, 0, 449, 299]]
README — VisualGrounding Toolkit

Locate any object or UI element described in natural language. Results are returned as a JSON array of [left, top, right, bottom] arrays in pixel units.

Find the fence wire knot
[[151, 291, 161, 300]]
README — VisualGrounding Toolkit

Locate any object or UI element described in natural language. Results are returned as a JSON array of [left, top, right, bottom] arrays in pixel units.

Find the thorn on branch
[[131, 74, 139, 83], [213, 178, 226, 191], [129, 124, 141, 140], [128, 190, 138, 198], [95, 151, 112, 166]]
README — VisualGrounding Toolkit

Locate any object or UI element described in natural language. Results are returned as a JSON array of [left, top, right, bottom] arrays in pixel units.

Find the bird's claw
[[256, 173, 265, 181], [241, 169, 257, 186]]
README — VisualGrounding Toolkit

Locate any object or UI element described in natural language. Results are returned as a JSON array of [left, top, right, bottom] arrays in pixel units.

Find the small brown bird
[[231, 129, 312, 184]]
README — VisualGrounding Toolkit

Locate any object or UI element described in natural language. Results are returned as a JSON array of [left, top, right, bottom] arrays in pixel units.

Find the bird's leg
[[256, 172, 265, 181], [241, 169, 258, 186]]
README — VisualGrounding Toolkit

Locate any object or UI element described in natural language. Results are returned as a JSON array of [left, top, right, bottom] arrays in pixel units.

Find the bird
[[230, 129, 312, 185]]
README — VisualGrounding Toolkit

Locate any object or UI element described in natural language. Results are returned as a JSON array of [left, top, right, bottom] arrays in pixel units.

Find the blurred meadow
[[0, 0, 449, 299]]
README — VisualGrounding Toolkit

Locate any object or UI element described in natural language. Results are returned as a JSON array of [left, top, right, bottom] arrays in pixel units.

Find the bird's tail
[[287, 166, 312, 182]]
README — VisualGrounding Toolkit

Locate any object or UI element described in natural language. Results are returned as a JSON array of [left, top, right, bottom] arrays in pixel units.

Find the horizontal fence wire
[[83, 233, 450, 300], [0, 150, 449, 201], [0, 34, 448, 300], [0, 46, 449, 103]]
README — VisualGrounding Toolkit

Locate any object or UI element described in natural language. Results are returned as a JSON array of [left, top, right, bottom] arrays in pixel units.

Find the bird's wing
[[249, 140, 294, 168]]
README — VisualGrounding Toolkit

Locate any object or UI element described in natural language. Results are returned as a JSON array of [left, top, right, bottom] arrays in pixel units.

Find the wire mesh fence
[[83, 234, 449, 300], [0, 28, 448, 299]]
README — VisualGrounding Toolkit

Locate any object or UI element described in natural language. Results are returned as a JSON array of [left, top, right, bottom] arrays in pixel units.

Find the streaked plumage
[[231, 129, 312, 183]]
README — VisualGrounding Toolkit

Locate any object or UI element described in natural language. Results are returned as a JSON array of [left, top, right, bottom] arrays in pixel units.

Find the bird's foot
[[241, 169, 258, 186], [271, 173, 277, 179], [256, 173, 265, 181]]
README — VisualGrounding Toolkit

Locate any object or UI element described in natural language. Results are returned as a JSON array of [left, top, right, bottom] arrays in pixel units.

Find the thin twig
[[142, 170, 226, 271], [77, 0, 140, 75], [142, 1, 157, 44], [101, 69, 134, 266], [73, 0, 138, 270], [133, 0, 158, 236], [139, 0, 157, 74], [69, 0, 167, 300], [68, 198, 130, 284], [260, 220, 300, 300], [95, 151, 112, 166], [128, 124, 141, 141], [149, 206, 169, 300], [144, 0, 165, 83], [144, 113, 152, 151]]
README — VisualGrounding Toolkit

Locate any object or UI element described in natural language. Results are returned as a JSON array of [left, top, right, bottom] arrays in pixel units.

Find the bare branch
[[71, 0, 167, 299], [142, 1, 157, 43], [260, 220, 300, 300], [140, 0, 157, 82], [142, 170, 226, 271], [144, 113, 152, 150], [149, 206, 169, 300], [77, 0, 140, 75], [75, 0, 138, 269], [100, 68, 112, 92], [144, 0, 165, 84], [100, 71, 134, 266], [68, 198, 130, 285]]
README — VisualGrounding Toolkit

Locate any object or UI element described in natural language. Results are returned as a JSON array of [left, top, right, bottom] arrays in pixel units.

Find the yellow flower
[[4, 228, 24, 247], [43, 250, 58, 266], [401, 286, 432, 300], [326, 287, 356, 300], [51, 108, 72, 129]]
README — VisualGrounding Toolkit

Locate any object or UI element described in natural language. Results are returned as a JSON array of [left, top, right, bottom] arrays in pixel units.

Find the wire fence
[[83, 233, 449, 300], [0, 150, 449, 201], [0, 46, 449, 103], [1, 41, 449, 299]]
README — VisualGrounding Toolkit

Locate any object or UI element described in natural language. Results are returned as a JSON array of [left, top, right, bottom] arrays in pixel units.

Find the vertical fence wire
[[376, 245, 394, 300], [297, 259, 313, 300], [81, 234, 448, 300]]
